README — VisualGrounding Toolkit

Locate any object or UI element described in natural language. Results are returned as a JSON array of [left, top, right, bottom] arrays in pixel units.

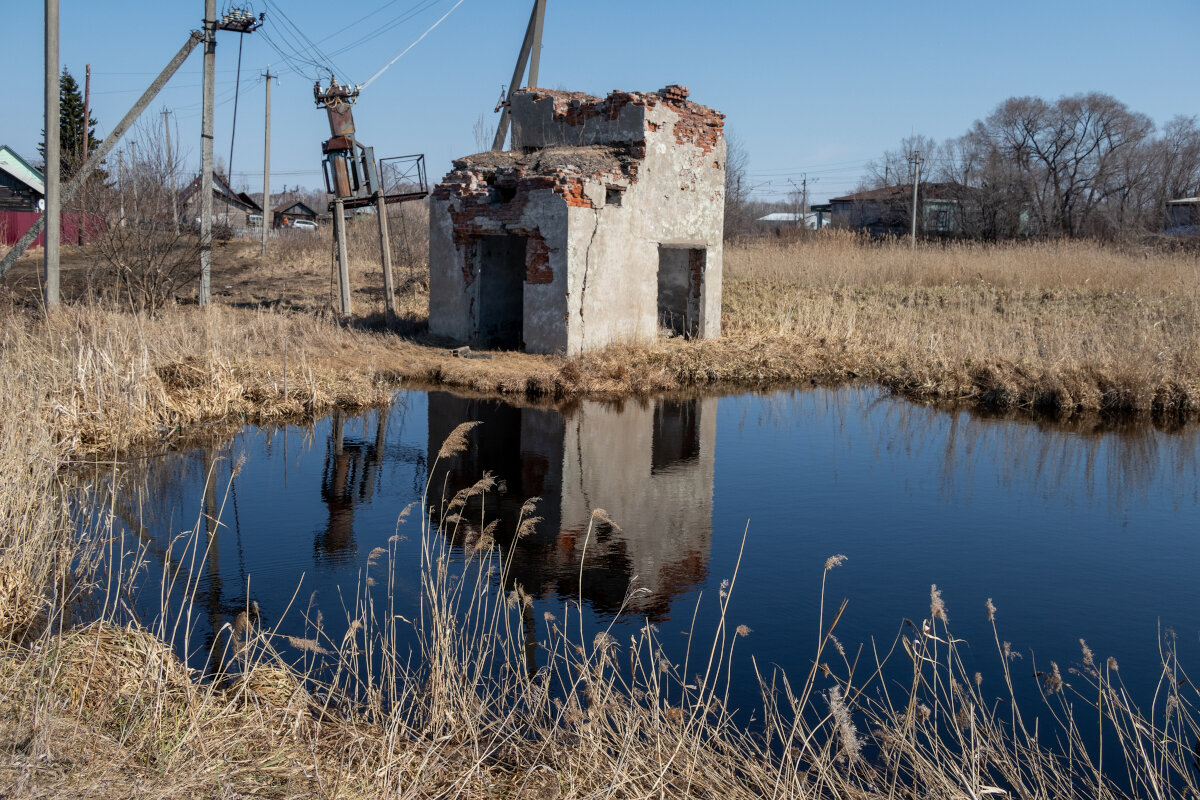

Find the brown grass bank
[[7, 232, 1200, 429]]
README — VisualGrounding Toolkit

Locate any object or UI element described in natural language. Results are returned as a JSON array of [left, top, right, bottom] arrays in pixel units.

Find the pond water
[[92, 387, 1200, 715]]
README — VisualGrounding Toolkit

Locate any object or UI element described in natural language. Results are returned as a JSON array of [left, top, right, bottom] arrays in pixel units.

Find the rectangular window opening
[[605, 186, 624, 207]]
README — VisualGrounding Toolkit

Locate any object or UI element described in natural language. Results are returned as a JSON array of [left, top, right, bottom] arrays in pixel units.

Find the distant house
[[0, 145, 44, 213], [830, 183, 973, 237], [1166, 197, 1200, 234], [273, 201, 319, 229], [178, 172, 262, 230]]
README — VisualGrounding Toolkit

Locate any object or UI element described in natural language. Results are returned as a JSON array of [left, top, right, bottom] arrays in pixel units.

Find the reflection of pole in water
[[522, 600, 537, 678], [202, 451, 225, 667]]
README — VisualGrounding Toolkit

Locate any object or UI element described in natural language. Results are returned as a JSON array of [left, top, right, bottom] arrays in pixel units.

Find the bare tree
[[969, 93, 1154, 237], [89, 124, 202, 312], [723, 131, 753, 239], [473, 113, 496, 154], [864, 134, 940, 188]]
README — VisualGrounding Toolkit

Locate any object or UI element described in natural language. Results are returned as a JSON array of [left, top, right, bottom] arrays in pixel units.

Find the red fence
[[0, 211, 105, 247]]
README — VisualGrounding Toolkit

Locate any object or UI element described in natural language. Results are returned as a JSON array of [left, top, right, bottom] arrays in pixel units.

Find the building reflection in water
[[317, 408, 388, 564], [427, 392, 716, 623]]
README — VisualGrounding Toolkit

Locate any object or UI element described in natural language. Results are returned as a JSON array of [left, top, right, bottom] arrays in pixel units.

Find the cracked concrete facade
[[429, 85, 726, 355]]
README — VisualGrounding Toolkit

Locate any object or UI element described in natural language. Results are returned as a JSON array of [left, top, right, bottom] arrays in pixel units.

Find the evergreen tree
[[38, 68, 103, 182]]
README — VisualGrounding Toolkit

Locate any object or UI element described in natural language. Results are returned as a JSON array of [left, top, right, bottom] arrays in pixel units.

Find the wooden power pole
[[80, 64, 90, 245], [261, 69, 275, 255], [910, 151, 921, 247], [44, 0, 60, 309], [164, 109, 179, 233]]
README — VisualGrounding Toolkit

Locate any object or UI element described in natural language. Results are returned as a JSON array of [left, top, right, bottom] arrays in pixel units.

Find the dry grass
[[4, 225, 1198, 420], [720, 233, 1200, 416]]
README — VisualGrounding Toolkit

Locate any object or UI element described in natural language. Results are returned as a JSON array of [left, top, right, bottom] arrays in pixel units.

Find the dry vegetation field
[[1, 230, 1199, 796]]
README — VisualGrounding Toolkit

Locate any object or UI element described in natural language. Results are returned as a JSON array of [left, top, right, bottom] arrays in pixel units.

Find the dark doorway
[[652, 399, 701, 473], [475, 235, 527, 349], [657, 246, 704, 338]]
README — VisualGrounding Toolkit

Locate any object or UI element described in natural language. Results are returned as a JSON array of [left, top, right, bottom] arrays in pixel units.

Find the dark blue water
[[94, 387, 1200, 715]]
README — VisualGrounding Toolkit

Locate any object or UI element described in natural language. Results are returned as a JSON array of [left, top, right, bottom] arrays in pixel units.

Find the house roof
[[830, 182, 971, 204], [178, 172, 262, 213], [0, 145, 45, 197], [276, 201, 318, 217], [757, 212, 824, 222]]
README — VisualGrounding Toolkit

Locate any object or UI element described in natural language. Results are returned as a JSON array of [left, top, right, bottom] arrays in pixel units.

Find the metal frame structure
[[314, 78, 428, 319]]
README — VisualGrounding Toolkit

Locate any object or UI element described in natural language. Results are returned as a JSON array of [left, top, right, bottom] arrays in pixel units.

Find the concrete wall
[[429, 86, 725, 356], [558, 398, 716, 618], [560, 94, 725, 354]]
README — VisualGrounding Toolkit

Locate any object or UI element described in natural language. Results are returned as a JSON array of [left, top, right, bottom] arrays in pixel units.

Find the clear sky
[[3, 0, 1196, 204]]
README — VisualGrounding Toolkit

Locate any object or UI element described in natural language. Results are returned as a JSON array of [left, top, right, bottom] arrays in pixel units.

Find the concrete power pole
[[164, 109, 179, 233], [199, 0, 216, 306], [261, 69, 274, 255], [44, 0, 60, 309], [910, 151, 921, 247], [491, 0, 547, 151]]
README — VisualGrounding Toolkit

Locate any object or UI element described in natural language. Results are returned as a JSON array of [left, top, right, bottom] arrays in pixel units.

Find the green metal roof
[[0, 145, 45, 196]]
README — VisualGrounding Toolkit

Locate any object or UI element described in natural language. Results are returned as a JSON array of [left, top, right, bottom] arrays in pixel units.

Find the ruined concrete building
[[429, 85, 725, 354]]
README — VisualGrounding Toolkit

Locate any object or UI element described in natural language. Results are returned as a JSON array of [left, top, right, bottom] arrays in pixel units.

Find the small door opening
[[475, 235, 527, 350], [657, 246, 705, 338]]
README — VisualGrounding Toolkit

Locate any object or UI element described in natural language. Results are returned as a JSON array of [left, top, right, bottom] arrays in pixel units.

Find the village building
[[428, 85, 726, 355], [178, 172, 262, 231], [0, 145, 44, 213], [1165, 197, 1200, 234], [830, 182, 974, 237], [273, 200, 320, 229]]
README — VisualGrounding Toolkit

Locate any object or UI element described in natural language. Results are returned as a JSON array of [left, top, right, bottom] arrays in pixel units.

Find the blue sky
[[3, 0, 1196, 204]]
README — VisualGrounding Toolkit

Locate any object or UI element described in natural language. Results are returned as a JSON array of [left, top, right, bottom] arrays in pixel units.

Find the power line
[[260, 0, 348, 80], [325, 0, 444, 59], [319, 0, 436, 48], [359, 0, 467, 91]]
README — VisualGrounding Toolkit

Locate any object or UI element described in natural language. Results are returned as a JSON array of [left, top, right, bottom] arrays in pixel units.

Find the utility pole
[[492, 0, 547, 151], [44, 0, 60, 309], [910, 150, 921, 247], [199, 0, 216, 306], [80, 63, 90, 245], [788, 175, 816, 230], [163, 109, 179, 233], [261, 69, 275, 254], [527, 0, 546, 88], [129, 140, 139, 222]]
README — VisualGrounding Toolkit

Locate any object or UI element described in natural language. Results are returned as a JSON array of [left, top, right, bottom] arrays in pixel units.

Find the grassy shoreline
[[2, 235, 1200, 796], [3, 235, 1199, 458]]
